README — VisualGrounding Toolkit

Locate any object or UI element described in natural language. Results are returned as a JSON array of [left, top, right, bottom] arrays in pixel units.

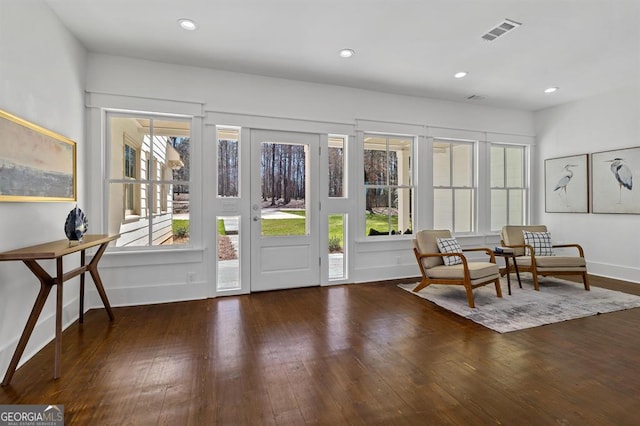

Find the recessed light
[[178, 19, 198, 31], [454, 71, 468, 79], [544, 87, 559, 94], [339, 48, 355, 58]]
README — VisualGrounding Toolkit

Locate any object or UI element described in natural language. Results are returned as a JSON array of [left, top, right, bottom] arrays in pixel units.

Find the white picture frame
[[591, 147, 640, 214], [544, 154, 589, 213]]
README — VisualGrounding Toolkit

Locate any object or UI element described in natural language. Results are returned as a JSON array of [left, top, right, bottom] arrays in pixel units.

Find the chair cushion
[[501, 225, 547, 256], [514, 256, 586, 268], [523, 231, 555, 256], [428, 262, 499, 281], [415, 230, 452, 268], [436, 237, 463, 266]]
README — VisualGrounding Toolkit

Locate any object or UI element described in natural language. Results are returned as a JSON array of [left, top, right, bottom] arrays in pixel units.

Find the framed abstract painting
[[544, 154, 589, 213], [0, 109, 76, 202], [591, 147, 640, 214]]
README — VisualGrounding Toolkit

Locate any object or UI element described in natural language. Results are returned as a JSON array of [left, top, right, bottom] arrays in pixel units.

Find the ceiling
[[44, 0, 640, 111]]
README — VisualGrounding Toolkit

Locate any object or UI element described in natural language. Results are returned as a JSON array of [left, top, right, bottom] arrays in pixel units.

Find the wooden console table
[[0, 234, 118, 386]]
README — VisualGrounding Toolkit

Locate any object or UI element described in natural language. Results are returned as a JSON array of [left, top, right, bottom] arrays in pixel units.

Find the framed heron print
[[545, 154, 589, 213], [591, 147, 640, 214], [0, 109, 76, 202]]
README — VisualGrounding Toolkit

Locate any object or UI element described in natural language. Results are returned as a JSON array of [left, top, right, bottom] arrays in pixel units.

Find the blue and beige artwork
[[0, 112, 75, 200]]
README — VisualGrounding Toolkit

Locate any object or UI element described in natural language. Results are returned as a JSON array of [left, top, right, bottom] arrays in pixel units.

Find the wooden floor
[[1, 275, 640, 425]]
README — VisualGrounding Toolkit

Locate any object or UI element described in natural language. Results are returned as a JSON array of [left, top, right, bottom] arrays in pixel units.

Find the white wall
[[534, 86, 640, 283], [87, 54, 534, 135], [0, 1, 87, 376]]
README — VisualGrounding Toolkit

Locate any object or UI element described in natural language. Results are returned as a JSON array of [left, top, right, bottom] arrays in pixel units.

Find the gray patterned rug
[[398, 277, 640, 333]]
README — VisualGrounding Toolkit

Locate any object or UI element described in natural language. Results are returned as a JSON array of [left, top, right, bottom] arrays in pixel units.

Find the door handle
[[253, 216, 259, 222]]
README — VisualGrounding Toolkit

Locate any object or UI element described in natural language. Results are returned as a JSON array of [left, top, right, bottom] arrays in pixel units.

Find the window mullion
[[148, 119, 154, 246], [449, 143, 455, 232]]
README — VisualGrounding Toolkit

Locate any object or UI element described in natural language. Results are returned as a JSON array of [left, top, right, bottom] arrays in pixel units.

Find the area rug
[[398, 277, 640, 333]]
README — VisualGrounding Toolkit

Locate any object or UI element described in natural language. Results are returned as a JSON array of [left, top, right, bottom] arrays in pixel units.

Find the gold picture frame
[[0, 109, 76, 202]]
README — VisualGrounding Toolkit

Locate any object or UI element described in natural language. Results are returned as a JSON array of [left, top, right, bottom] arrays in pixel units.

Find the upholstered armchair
[[500, 225, 589, 291], [412, 230, 502, 308]]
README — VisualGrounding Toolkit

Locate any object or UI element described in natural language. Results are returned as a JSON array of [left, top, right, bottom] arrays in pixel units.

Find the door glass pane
[[217, 216, 240, 290], [260, 142, 307, 236], [329, 214, 346, 280], [217, 127, 239, 197], [433, 142, 451, 187], [328, 136, 345, 197]]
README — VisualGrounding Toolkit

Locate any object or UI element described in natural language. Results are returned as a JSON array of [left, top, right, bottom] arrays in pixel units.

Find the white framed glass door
[[250, 130, 320, 291]]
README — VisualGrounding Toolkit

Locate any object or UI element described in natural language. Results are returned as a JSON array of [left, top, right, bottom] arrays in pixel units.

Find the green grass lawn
[[172, 219, 190, 237], [184, 210, 401, 251], [260, 211, 346, 249], [364, 212, 398, 234]]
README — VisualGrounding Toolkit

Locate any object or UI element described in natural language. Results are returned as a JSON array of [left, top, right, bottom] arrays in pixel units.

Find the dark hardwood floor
[[1, 275, 640, 425]]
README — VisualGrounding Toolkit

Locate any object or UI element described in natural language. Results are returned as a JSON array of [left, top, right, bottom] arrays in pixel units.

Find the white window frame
[[432, 139, 476, 233], [489, 143, 528, 231], [362, 132, 415, 238], [105, 111, 192, 249]]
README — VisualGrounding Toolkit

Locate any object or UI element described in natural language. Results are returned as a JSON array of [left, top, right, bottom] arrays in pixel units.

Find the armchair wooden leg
[[582, 272, 590, 291], [494, 278, 503, 298], [531, 269, 540, 291], [413, 279, 429, 293], [464, 285, 475, 308]]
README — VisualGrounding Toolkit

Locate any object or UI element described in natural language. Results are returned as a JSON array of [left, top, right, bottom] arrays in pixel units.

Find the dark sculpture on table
[[64, 205, 88, 244]]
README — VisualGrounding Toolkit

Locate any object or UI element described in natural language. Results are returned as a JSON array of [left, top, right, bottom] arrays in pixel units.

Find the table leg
[[513, 257, 522, 289], [504, 257, 512, 296], [79, 250, 85, 324], [54, 257, 64, 379], [88, 242, 114, 321], [1, 261, 53, 387]]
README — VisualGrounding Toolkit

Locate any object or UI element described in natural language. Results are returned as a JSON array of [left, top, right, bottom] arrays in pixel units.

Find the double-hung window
[[107, 114, 191, 247], [433, 139, 475, 232], [490, 144, 527, 230], [363, 133, 413, 236]]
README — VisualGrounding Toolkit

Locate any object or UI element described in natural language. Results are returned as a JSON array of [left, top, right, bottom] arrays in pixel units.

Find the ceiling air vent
[[481, 18, 522, 41], [466, 94, 486, 101]]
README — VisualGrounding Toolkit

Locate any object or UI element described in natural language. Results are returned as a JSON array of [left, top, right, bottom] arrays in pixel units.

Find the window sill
[[123, 215, 142, 223]]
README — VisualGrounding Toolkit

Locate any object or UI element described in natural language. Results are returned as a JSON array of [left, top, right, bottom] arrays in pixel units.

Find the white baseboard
[[85, 280, 209, 308], [587, 261, 640, 284], [353, 264, 419, 283]]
